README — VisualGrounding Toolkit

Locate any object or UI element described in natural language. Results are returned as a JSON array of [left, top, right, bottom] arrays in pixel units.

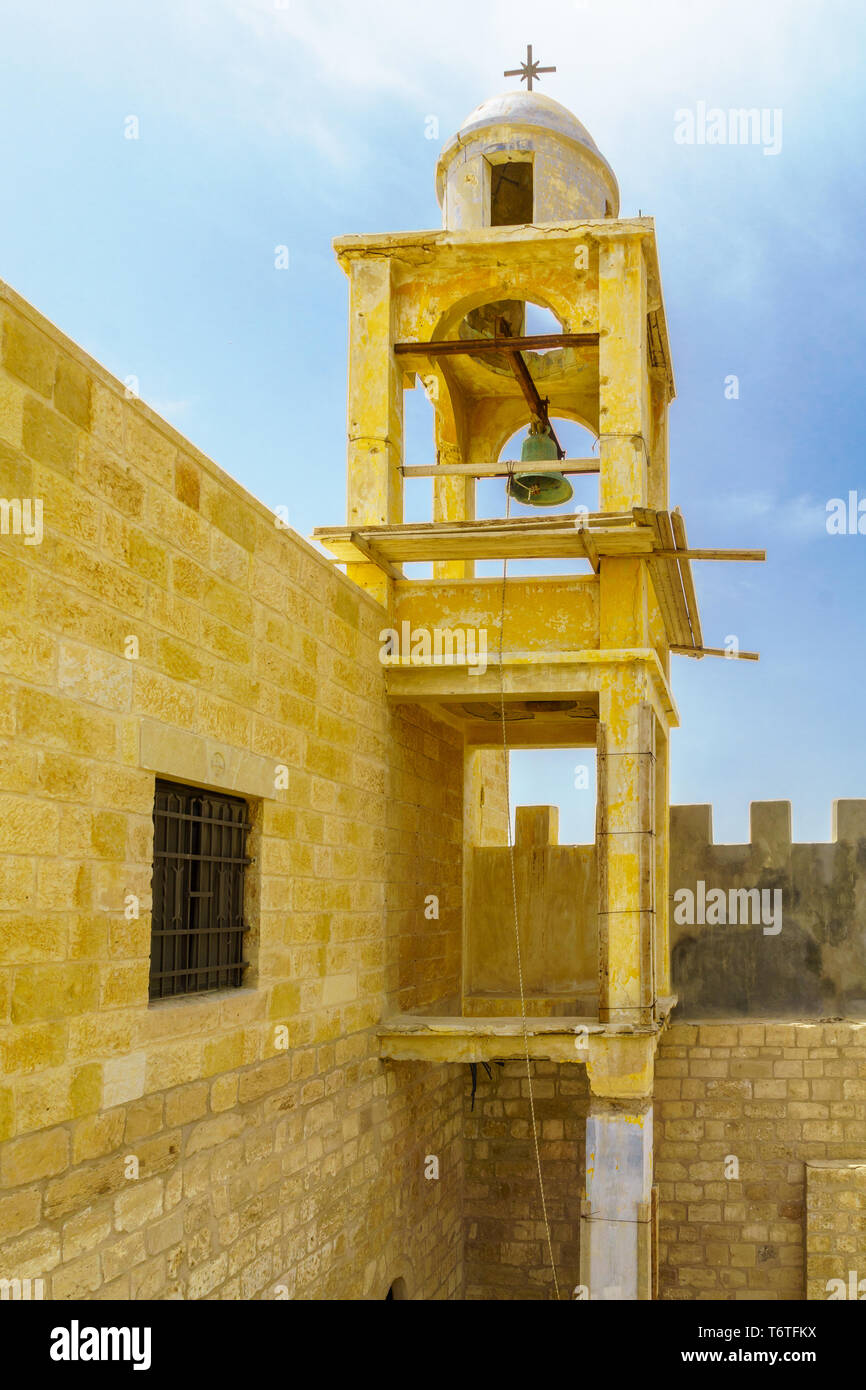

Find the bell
[[507, 424, 574, 507]]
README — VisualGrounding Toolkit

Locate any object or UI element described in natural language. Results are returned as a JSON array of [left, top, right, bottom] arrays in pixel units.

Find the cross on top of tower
[[504, 44, 556, 92]]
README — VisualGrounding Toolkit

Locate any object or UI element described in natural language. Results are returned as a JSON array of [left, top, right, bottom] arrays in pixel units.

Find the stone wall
[[461, 1022, 866, 1303], [0, 280, 466, 1300], [464, 799, 866, 1019], [656, 1021, 866, 1300], [804, 1159, 866, 1300], [670, 802, 866, 1018], [463, 1059, 588, 1300]]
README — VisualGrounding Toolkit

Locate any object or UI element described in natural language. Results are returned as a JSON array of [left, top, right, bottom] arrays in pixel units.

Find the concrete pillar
[[597, 234, 649, 513], [582, 1098, 653, 1300], [345, 257, 404, 606], [596, 686, 655, 1026], [432, 365, 474, 582]]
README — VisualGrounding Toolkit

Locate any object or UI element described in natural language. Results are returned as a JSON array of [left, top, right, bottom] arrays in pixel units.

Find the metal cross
[[504, 44, 556, 92]]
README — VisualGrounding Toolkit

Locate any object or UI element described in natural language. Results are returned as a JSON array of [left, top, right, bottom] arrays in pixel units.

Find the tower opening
[[490, 160, 533, 225]]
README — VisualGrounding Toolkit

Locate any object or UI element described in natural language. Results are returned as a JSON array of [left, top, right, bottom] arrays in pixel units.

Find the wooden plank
[[671, 645, 759, 661], [633, 507, 689, 649], [577, 519, 599, 574], [346, 531, 403, 580], [393, 332, 599, 358], [315, 511, 636, 540], [654, 548, 765, 562], [657, 510, 693, 647], [341, 529, 653, 564], [401, 457, 600, 479], [372, 533, 592, 562], [670, 509, 703, 650], [637, 508, 691, 648]]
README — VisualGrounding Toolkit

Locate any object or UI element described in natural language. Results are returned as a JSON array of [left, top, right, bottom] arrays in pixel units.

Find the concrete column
[[596, 684, 655, 1026], [582, 1097, 653, 1300], [432, 364, 474, 581], [597, 233, 649, 513], [345, 257, 404, 606]]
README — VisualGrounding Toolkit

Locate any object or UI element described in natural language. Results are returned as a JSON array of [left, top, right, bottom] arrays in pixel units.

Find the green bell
[[507, 424, 574, 507]]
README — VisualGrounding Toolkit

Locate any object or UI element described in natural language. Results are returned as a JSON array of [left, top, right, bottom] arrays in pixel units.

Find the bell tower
[[315, 73, 761, 1300]]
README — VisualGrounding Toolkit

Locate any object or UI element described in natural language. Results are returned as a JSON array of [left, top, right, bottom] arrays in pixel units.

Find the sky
[[2, 0, 865, 844]]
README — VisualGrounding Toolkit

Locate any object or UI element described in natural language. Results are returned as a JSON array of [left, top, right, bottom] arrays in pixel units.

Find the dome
[[436, 90, 619, 230]]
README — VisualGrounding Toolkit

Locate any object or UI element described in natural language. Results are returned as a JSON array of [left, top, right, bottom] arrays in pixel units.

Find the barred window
[[149, 780, 251, 1001]]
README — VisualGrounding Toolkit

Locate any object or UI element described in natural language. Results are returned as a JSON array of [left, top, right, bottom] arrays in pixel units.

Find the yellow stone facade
[[1, 84, 863, 1303], [0, 280, 467, 1298]]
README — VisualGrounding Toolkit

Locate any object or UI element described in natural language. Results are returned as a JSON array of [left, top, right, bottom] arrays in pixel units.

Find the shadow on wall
[[670, 801, 866, 1019]]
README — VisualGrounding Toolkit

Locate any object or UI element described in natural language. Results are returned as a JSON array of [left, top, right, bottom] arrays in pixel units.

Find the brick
[[53, 355, 91, 429], [114, 1176, 164, 1232], [0, 1187, 41, 1240], [22, 395, 77, 472], [12, 964, 98, 1023], [164, 1081, 209, 1128], [1, 1127, 69, 1186], [2, 315, 56, 395]]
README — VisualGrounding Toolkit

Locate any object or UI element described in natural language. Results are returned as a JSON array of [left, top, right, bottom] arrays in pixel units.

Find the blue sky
[[2, 0, 865, 844]]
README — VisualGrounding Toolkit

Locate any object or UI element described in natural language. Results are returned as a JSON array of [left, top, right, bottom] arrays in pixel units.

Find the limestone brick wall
[[463, 1060, 589, 1300], [0, 280, 465, 1300], [656, 1021, 866, 1300], [804, 1160, 866, 1300]]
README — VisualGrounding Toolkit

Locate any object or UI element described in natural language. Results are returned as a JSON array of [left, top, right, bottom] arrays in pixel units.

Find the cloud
[[701, 490, 826, 539]]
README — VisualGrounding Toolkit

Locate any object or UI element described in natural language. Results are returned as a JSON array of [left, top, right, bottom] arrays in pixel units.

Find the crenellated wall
[[670, 801, 866, 1019], [465, 800, 866, 1020]]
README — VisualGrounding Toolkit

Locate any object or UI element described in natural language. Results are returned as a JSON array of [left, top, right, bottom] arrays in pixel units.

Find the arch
[[379, 1257, 415, 1300], [490, 406, 598, 465], [432, 281, 579, 343]]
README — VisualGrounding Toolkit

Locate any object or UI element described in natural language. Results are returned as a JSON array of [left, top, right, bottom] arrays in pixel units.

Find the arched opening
[[385, 1277, 408, 1300], [474, 415, 599, 577]]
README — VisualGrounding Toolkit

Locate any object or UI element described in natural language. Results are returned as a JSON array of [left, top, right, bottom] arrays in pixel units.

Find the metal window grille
[[149, 780, 251, 1001]]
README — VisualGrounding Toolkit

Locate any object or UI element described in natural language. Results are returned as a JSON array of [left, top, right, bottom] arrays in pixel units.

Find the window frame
[[148, 779, 251, 1002]]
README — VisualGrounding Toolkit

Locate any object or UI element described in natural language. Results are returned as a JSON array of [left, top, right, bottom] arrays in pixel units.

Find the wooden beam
[[654, 548, 765, 562], [671, 645, 759, 661], [634, 507, 691, 649], [670, 508, 703, 651], [318, 520, 656, 566], [657, 510, 694, 649], [502, 348, 565, 458], [393, 332, 599, 358], [401, 458, 600, 479], [345, 531, 403, 580], [577, 519, 600, 574]]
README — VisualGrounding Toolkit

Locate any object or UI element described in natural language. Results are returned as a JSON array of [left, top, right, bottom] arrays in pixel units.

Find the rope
[[496, 463, 561, 1301]]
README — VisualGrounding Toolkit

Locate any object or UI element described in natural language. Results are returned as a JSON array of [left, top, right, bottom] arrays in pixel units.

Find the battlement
[[672, 799, 866, 850], [670, 800, 866, 1019]]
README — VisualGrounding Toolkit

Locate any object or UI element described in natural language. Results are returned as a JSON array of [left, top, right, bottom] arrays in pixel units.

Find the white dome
[[447, 90, 606, 160], [436, 90, 619, 228]]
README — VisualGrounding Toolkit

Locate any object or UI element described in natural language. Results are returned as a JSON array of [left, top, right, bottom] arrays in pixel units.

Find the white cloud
[[702, 489, 826, 538]]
